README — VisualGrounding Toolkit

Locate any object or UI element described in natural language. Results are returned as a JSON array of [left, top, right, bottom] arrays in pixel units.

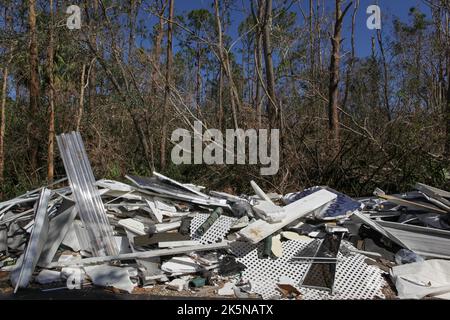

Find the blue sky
[[172, 0, 430, 57]]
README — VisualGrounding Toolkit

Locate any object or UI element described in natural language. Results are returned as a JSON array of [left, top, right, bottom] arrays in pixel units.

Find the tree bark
[[327, 0, 351, 144], [342, 0, 358, 110], [218, 65, 224, 130], [88, 0, 98, 115], [47, 0, 55, 183], [377, 29, 391, 121], [0, 65, 8, 194], [196, 47, 201, 113], [151, 1, 166, 97], [214, 0, 240, 130], [252, 0, 264, 129], [0, 7, 12, 196], [76, 64, 86, 131], [261, 0, 278, 128], [160, 0, 174, 171], [444, 3, 450, 158], [28, 0, 39, 176], [309, 0, 315, 79]]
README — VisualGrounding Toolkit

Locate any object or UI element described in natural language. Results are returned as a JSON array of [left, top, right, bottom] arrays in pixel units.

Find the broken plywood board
[[239, 189, 337, 244]]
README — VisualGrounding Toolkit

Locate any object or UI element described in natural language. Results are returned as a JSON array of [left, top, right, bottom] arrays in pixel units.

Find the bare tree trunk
[[261, 0, 278, 128], [76, 64, 86, 131], [445, 4, 450, 157], [151, 1, 166, 97], [218, 65, 224, 130], [128, 0, 136, 62], [160, 0, 174, 171], [47, 0, 55, 183], [0, 7, 12, 195], [0, 65, 8, 194], [196, 48, 201, 113], [316, 0, 322, 72], [377, 29, 391, 121], [28, 0, 39, 176], [309, 0, 314, 79], [342, 0, 358, 110], [327, 0, 351, 145], [446, 66, 450, 157], [252, 0, 264, 129], [88, 0, 98, 115], [214, 0, 240, 130]]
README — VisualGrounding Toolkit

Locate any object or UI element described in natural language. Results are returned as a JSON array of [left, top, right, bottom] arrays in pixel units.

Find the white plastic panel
[[231, 239, 386, 300], [190, 213, 237, 244]]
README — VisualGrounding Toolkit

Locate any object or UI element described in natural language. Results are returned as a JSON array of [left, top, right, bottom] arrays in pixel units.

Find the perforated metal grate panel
[[231, 239, 386, 300], [191, 213, 237, 244]]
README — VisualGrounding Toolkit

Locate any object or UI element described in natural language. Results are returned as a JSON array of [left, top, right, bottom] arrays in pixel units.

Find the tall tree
[[327, 0, 352, 144], [28, 0, 39, 176], [0, 6, 13, 194], [47, 0, 55, 183], [251, 0, 264, 128], [160, 0, 174, 170], [214, 0, 240, 130], [87, 0, 98, 115], [261, 0, 278, 128], [443, 0, 450, 157]]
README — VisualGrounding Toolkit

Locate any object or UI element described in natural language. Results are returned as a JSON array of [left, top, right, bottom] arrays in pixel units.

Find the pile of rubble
[[1, 131, 450, 300]]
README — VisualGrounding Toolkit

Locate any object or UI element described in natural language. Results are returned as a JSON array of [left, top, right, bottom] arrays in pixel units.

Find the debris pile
[[1, 131, 450, 300]]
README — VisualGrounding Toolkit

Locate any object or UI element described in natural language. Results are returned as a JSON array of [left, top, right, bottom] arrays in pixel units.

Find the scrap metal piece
[[38, 198, 77, 267], [153, 171, 209, 199], [56, 132, 118, 256], [10, 188, 52, 292], [378, 220, 450, 259], [46, 241, 229, 267], [125, 175, 228, 207], [415, 183, 450, 212], [352, 211, 409, 248]]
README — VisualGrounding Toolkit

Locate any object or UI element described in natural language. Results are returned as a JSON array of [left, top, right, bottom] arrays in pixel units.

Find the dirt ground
[[0, 269, 399, 300]]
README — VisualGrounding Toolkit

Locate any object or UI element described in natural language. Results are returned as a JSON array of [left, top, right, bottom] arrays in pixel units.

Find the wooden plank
[[374, 188, 447, 214], [239, 189, 337, 244]]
